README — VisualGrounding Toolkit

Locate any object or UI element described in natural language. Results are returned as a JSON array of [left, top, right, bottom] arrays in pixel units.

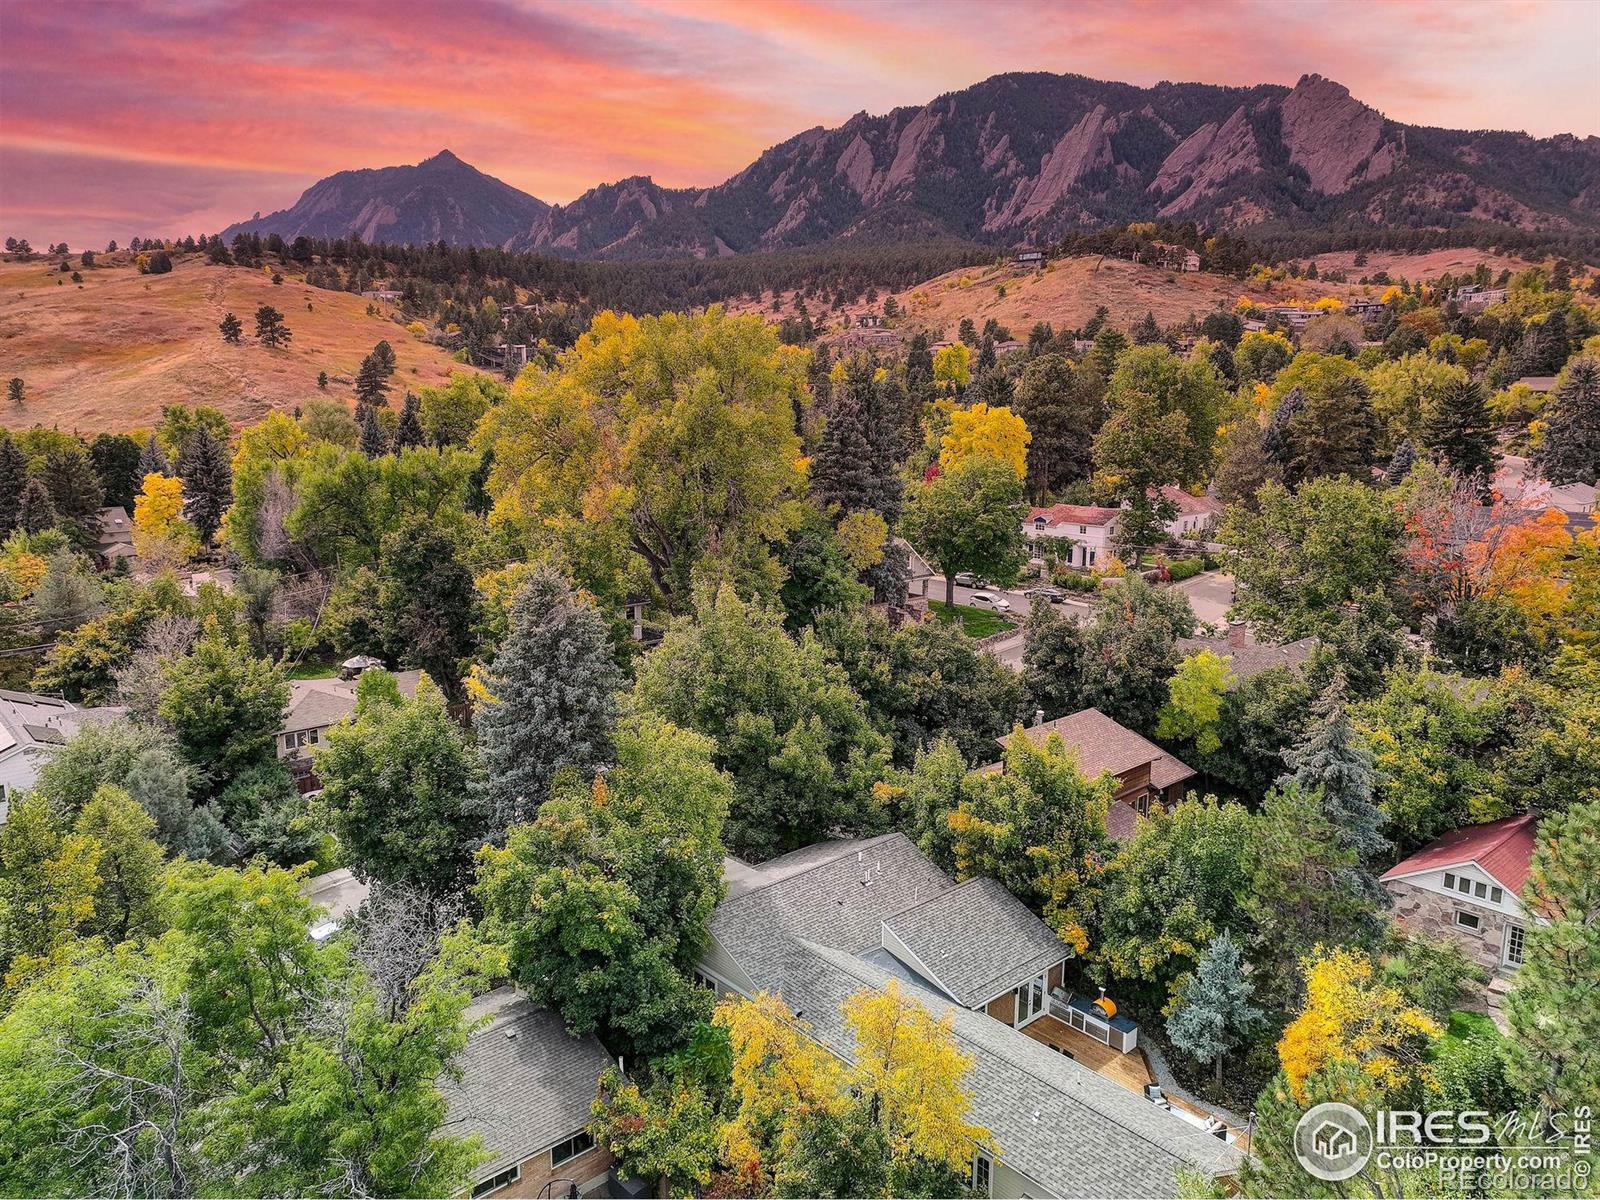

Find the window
[[1474, 881, 1488, 899], [1443, 872, 1456, 890], [550, 1131, 594, 1169], [971, 1151, 993, 1197], [471, 1165, 521, 1197], [284, 729, 321, 751], [1490, 886, 1503, 904], [1015, 973, 1047, 1027], [1454, 910, 1482, 931], [1078, 525, 1088, 535], [1505, 923, 1526, 966]]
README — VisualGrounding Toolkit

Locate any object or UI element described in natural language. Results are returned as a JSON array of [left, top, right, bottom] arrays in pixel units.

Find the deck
[[1020, 1014, 1155, 1093], [1021, 1014, 1249, 1146]]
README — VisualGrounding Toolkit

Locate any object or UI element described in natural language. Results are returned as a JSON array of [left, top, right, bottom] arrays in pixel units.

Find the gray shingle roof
[[883, 877, 1070, 1007], [1175, 634, 1317, 682], [777, 942, 1242, 1198], [441, 988, 613, 1180], [708, 833, 953, 989], [280, 669, 422, 735]]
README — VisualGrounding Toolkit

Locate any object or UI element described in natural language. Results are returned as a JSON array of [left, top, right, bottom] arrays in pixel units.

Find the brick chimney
[[1227, 620, 1246, 648]]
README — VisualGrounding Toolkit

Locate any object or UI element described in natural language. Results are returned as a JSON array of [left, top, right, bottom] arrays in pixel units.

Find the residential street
[[1170, 570, 1235, 627]]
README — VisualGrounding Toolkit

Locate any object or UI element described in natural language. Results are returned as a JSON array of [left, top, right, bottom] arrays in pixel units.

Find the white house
[[1025, 503, 1121, 568], [0, 690, 125, 822], [1380, 812, 1537, 974], [1155, 485, 1226, 541]]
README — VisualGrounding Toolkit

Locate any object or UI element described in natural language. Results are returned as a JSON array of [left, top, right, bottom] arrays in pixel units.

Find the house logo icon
[[1294, 1102, 1372, 1182]]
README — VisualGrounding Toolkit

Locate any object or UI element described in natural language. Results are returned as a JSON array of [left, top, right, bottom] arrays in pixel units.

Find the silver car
[[967, 591, 1013, 612]]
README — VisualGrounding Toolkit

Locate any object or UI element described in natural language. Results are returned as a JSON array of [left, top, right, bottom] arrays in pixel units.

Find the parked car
[[1024, 586, 1065, 604], [953, 571, 980, 587], [967, 591, 1013, 612]]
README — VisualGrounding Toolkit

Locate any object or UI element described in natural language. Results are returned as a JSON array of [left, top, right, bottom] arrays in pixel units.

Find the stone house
[[1380, 812, 1537, 974]]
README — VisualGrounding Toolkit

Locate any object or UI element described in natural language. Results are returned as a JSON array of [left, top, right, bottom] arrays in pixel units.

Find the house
[[0, 690, 125, 822], [1495, 454, 1597, 532], [1176, 627, 1318, 681], [989, 709, 1196, 841], [1266, 305, 1315, 331], [276, 668, 422, 790], [1014, 249, 1045, 269], [1154, 485, 1225, 540], [856, 312, 885, 328], [442, 988, 616, 1199], [699, 834, 1242, 1198], [1025, 504, 1121, 569], [1346, 299, 1387, 318], [1381, 812, 1538, 974], [1511, 375, 1557, 394], [93, 506, 135, 568], [359, 288, 403, 302]]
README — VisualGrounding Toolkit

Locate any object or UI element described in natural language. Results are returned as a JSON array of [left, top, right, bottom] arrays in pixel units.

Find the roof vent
[[505, 1028, 518, 1041]]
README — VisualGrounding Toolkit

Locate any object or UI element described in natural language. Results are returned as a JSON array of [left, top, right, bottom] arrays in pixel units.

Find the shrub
[[1167, 556, 1205, 582]]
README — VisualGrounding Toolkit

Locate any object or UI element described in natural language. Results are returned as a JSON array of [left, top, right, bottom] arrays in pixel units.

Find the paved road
[[1170, 571, 1235, 626]]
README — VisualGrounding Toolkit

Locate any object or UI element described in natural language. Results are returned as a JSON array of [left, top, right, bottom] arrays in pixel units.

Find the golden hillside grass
[[0, 254, 470, 434]]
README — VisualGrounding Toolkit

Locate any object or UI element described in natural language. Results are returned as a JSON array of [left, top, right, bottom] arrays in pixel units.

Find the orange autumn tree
[[1278, 946, 1440, 1105], [1399, 463, 1573, 651]]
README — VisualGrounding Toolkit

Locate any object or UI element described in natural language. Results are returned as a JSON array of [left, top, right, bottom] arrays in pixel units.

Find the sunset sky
[[3, 0, 1597, 249]]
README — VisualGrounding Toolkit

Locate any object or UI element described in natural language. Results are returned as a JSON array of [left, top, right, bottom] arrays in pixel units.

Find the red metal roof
[[1028, 503, 1121, 528], [1380, 812, 1537, 896]]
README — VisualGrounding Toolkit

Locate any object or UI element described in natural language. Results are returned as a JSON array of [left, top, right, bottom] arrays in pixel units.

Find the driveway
[[1171, 571, 1235, 627]]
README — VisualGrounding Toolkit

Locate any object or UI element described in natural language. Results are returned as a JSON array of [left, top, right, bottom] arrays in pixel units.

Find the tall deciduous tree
[[479, 309, 807, 607], [475, 714, 730, 1059], [1078, 572, 1197, 733], [635, 583, 889, 860], [158, 624, 289, 791], [370, 516, 478, 700], [316, 674, 484, 894], [474, 565, 621, 836], [900, 457, 1028, 607]]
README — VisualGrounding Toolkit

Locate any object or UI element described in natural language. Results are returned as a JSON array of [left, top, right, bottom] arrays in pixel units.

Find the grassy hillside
[[731, 247, 1542, 345], [0, 254, 470, 434]]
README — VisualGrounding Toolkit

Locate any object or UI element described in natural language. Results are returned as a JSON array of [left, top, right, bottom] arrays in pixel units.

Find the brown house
[[989, 708, 1196, 840]]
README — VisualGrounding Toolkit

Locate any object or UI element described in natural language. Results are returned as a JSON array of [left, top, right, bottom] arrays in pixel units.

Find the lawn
[[283, 655, 340, 681], [1442, 1009, 1500, 1044], [930, 600, 1015, 638]]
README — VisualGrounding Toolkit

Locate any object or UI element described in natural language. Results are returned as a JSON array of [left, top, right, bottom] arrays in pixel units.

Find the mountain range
[[223, 71, 1600, 258]]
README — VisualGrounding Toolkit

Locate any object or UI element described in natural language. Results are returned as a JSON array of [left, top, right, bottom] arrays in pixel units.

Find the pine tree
[[40, 446, 105, 546], [1386, 437, 1416, 481], [1131, 310, 1161, 345], [1422, 377, 1498, 484], [1533, 355, 1600, 486], [1279, 672, 1388, 860], [254, 304, 291, 347], [17, 475, 58, 534], [1283, 376, 1379, 485], [354, 353, 390, 409], [359, 406, 391, 457], [6, 378, 23, 407], [137, 433, 170, 477], [371, 339, 397, 377], [176, 427, 232, 545], [475, 565, 623, 837], [1166, 930, 1264, 1084], [1261, 386, 1306, 466], [317, 370, 329, 389], [394, 393, 425, 450], [0, 435, 27, 534], [219, 311, 243, 344], [810, 397, 876, 516], [1505, 799, 1600, 1116], [466, 449, 494, 517]]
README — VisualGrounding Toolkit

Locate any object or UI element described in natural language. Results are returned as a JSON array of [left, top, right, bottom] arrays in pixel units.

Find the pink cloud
[[1, 0, 1594, 249]]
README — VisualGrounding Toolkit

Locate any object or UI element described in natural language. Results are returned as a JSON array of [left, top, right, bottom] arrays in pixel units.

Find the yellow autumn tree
[[132, 473, 198, 565], [939, 402, 1030, 477], [715, 992, 844, 1190], [1310, 296, 1345, 312], [1278, 946, 1440, 1105], [932, 342, 971, 392], [714, 983, 995, 1191], [842, 979, 994, 1174]]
